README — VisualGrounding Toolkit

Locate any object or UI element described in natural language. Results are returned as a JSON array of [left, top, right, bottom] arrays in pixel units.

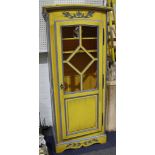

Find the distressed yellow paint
[[65, 95, 97, 136], [56, 20, 103, 140], [56, 134, 107, 153], [43, 4, 111, 153]]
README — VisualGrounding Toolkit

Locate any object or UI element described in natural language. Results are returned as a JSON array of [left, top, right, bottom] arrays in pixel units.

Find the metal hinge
[[103, 74, 104, 89], [103, 28, 104, 45], [102, 113, 104, 126]]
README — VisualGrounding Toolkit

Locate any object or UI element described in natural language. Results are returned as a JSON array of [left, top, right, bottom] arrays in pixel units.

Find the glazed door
[[56, 20, 104, 139]]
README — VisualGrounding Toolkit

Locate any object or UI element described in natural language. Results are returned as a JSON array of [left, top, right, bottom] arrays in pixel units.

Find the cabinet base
[[55, 134, 107, 153]]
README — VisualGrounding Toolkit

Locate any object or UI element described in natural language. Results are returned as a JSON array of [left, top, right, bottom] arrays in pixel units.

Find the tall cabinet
[[43, 5, 111, 153]]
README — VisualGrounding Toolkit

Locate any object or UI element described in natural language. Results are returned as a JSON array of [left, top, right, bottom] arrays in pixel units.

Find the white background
[[0, 0, 155, 155]]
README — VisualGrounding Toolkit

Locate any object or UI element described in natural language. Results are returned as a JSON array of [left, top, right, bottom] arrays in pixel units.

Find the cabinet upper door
[[55, 20, 104, 139]]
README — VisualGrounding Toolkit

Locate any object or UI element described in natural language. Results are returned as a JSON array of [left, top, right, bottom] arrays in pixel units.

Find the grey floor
[[42, 127, 116, 155], [81, 147, 116, 155]]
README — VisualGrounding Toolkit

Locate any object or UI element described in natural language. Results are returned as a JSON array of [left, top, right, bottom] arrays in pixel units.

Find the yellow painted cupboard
[[42, 4, 112, 153]]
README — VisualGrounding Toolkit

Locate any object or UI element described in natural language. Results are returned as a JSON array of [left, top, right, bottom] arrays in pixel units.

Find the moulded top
[[42, 4, 112, 15]]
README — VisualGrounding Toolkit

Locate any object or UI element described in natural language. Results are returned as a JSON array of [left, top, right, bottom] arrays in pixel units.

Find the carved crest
[[62, 10, 95, 19], [66, 138, 99, 149]]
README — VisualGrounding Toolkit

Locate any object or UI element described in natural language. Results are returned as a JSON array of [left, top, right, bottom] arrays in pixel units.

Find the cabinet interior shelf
[[63, 49, 97, 54], [62, 37, 97, 41]]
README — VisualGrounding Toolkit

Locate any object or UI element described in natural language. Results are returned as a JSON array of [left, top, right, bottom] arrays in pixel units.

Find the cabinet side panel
[[102, 13, 107, 132], [49, 13, 62, 143]]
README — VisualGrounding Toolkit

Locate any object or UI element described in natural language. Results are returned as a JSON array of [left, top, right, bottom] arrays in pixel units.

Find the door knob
[[60, 84, 64, 89]]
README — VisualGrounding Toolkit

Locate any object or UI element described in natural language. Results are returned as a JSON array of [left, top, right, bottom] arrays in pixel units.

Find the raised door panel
[[65, 95, 98, 135]]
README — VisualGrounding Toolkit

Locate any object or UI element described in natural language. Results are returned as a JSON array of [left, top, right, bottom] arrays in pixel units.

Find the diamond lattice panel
[[39, 0, 105, 52], [69, 49, 93, 72]]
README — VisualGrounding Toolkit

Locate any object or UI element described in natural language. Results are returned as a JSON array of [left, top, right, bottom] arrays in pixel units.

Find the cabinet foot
[[55, 134, 107, 153]]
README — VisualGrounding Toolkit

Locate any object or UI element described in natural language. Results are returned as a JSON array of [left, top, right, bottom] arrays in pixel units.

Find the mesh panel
[[53, 0, 85, 4], [39, 0, 105, 52], [39, 0, 54, 52], [85, 0, 104, 5]]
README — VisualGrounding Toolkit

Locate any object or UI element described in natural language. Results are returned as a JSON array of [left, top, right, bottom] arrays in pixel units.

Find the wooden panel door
[[55, 20, 104, 139]]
